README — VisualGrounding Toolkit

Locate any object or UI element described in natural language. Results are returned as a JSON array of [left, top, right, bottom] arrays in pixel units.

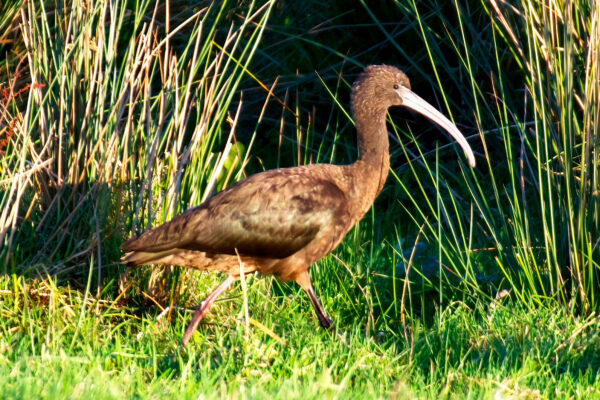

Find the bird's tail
[[121, 249, 175, 266]]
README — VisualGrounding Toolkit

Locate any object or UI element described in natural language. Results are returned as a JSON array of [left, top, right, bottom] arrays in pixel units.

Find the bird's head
[[351, 65, 476, 168], [352, 65, 411, 109]]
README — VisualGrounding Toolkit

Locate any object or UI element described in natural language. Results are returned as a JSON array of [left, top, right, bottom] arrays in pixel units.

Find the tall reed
[[0, 0, 274, 284], [385, 0, 599, 312]]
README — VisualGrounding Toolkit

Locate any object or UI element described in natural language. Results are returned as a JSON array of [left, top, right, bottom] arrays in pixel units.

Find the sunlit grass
[[2, 268, 600, 398]]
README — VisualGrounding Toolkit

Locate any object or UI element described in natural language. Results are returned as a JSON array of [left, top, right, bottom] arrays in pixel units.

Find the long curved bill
[[395, 86, 476, 168]]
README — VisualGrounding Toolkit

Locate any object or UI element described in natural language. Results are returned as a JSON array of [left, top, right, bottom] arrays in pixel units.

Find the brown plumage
[[122, 65, 476, 344]]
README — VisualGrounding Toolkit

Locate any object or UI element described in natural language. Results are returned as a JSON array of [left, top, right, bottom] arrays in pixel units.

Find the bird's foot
[[319, 318, 346, 343]]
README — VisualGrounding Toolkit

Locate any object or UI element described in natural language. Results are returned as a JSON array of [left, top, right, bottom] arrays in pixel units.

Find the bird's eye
[[393, 84, 400, 90]]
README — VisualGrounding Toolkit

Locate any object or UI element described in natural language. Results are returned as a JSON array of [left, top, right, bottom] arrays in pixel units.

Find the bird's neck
[[356, 110, 389, 168], [346, 109, 390, 217]]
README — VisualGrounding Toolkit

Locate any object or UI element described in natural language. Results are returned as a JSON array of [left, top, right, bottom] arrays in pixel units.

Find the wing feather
[[122, 166, 349, 260]]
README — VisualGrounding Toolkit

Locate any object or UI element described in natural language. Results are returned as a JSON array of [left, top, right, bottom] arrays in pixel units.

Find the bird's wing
[[122, 167, 350, 259]]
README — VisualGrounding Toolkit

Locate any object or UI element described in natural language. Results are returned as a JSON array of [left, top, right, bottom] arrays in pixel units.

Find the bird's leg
[[296, 270, 334, 331], [181, 275, 236, 345], [306, 286, 335, 330]]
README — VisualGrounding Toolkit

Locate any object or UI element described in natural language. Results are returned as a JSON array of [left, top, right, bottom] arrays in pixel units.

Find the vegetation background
[[1, 0, 599, 398]]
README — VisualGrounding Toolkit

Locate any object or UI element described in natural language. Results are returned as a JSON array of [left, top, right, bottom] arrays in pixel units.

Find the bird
[[122, 65, 476, 345]]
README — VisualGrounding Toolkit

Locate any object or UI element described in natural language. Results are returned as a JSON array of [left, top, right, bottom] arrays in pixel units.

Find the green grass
[[1, 0, 599, 398], [2, 266, 600, 398]]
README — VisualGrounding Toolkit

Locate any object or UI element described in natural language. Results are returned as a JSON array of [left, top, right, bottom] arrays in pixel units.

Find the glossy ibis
[[122, 65, 476, 345]]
